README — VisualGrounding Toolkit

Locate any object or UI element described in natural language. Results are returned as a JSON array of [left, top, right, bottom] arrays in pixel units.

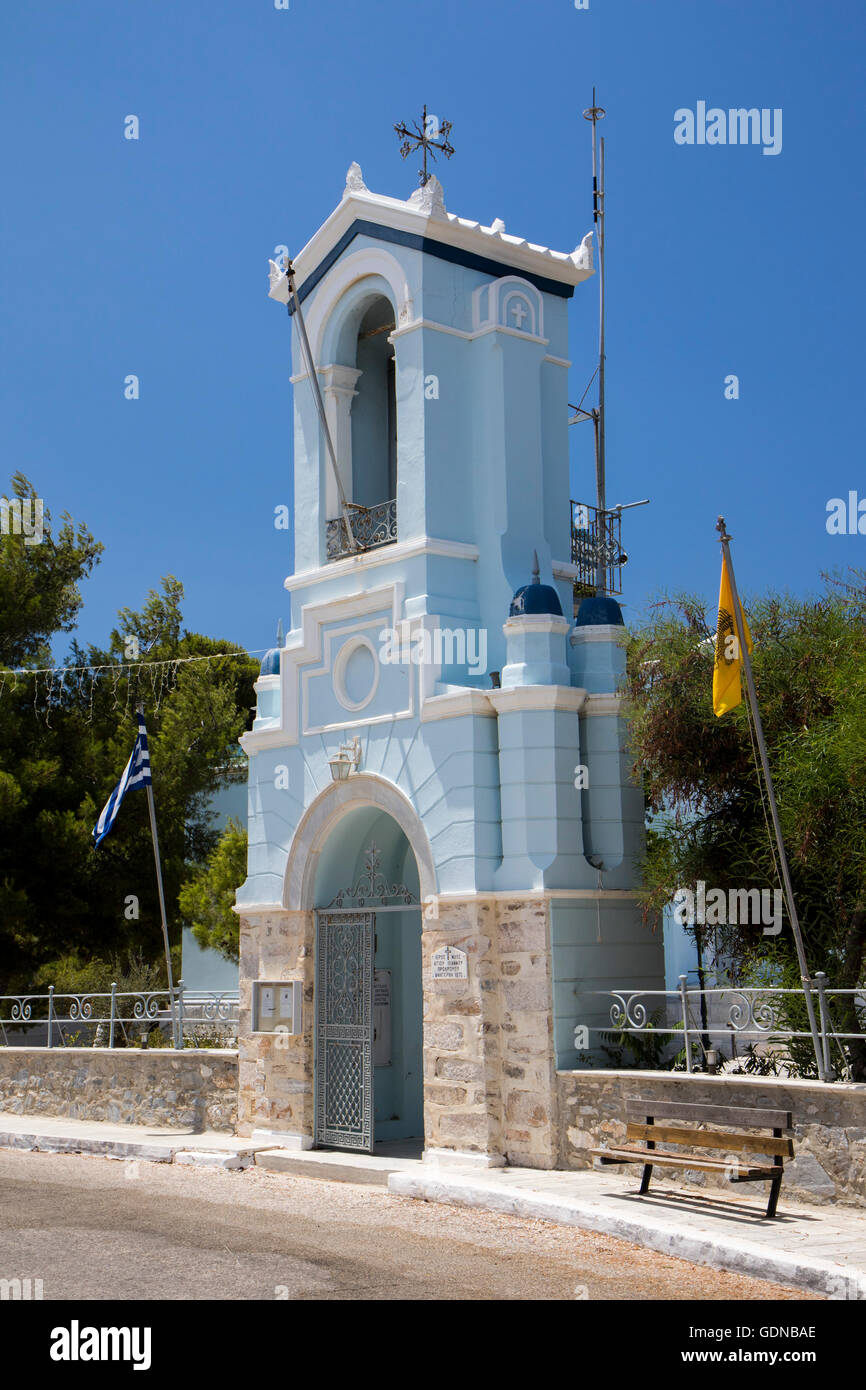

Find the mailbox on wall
[[253, 980, 303, 1035]]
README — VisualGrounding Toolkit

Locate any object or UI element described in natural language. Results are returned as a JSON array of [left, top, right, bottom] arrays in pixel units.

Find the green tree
[[625, 573, 866, 1079], [0, 472, 102, 669], [0, 477, 257, 991], [179, 819, 247, 961]]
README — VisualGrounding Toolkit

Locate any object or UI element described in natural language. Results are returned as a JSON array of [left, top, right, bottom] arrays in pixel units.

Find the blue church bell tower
[[235, 160, 664, 1170]]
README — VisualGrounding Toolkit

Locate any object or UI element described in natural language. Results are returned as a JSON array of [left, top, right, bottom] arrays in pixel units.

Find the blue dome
[[259, 648, 281, 676], [510, 583, 564, 617], [574, 595, 625, 627], [510, 553, 564, 617]]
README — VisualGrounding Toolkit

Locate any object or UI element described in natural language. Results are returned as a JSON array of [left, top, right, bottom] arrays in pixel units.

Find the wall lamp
[[328, 737, 362, 782]]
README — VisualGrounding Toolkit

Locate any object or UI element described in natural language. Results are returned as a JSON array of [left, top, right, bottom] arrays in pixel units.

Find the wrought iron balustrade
[[571, 499, 626, 598], [326, 498, 397, 562], [0, 983, 239, 1050], [573, 976, 866, 1082]]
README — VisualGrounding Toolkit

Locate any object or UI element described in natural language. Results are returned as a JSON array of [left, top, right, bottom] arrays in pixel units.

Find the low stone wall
[[0, 1048, 238, 1133], [558, 1069, 866, 1209]]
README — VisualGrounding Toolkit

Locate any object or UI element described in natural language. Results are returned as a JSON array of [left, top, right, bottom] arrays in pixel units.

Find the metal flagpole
[[137, 704, 180, 1049], [714, 519, 827, 1080], [283, 257, 359, 553]]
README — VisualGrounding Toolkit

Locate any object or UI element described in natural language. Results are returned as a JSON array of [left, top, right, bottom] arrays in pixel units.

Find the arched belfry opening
[[323, 285, 399, 563], [352, 296, 397, 508]]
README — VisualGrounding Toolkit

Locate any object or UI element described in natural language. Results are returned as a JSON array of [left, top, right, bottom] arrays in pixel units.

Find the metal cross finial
[[394, 103, 454, 186]]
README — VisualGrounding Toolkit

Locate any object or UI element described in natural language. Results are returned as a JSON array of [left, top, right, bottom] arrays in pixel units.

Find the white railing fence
[[0, 982, 239, 1051], [575, 974, 866, 1083]]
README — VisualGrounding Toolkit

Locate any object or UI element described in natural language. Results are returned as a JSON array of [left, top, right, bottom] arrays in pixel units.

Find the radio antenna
[[583, 89, 606, 592]]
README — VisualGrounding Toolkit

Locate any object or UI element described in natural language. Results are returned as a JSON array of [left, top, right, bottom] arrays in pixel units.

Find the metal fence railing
[[576, 973, 866, 1083], [0, 982, 239, 1051]]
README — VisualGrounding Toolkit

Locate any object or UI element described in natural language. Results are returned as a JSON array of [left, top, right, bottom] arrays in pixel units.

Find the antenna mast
[[583, 90, 606, 593]]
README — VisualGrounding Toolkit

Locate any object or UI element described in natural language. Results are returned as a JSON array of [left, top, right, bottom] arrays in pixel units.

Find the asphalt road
[[0, 1149, 817, 1301]]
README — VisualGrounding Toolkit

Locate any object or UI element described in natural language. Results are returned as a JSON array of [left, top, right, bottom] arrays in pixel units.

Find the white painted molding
[[543, 354, 571, 368], [432, 888, 641, 903], [502, 614, 571, 637], [284, 535, 479, 592], [304, 245, 413, 364], [473, 274, 544, 339], [582, 692, 624, 717], [487, 685, 586, 715], [389, 316, 547, 349], [286, 183, 594, 298], [419, 688, 496, 723], [570, 624, 627, 644], [331, 633, 380, 713], [283, 771, 437, 910], [552, 560, 580, 581]]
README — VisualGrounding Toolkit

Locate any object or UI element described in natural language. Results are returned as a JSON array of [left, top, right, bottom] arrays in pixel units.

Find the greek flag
[[93, 713, 152, 847]]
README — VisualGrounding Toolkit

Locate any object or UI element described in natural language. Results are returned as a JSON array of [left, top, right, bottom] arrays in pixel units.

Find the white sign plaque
[[431, 945, 468, 980]]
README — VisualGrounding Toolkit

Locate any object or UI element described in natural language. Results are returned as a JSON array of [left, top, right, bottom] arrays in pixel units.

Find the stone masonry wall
[[237, 908, 315, 1137], [558, 1069, 866, 1208], [423, 897, 558, 1168], [0, 1047, 237, 1131]]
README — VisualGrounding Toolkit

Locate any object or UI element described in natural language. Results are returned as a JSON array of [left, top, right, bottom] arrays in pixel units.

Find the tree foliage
[[624, 573, 866, 1077], [0, 476, 256, 992], [178, 819, 247, 961]]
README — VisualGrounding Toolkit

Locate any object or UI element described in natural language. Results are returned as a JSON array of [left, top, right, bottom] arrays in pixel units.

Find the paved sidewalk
[[389, 1164, 866, 1301], [2, 1111, 864, 1298], [0, 1111, 266, 1164]]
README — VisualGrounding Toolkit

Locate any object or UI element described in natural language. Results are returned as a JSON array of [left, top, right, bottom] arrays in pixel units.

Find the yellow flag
[[713, 553, 753, 716]]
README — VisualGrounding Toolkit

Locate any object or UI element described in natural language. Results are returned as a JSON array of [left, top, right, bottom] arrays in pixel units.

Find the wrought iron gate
[[314, 911, 374, 1152]]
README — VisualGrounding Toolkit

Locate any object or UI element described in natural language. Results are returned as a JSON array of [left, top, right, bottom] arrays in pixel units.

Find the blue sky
[[2, 0, 864, 660]]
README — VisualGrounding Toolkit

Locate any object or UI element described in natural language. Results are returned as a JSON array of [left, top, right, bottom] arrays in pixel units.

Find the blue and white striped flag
[[92, 713, 152, 847]]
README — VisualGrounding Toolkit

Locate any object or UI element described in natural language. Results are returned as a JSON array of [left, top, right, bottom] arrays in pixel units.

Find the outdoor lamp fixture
[[328, 737, 362, 782]]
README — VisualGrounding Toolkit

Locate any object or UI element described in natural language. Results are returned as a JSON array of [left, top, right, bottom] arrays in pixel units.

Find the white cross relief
[[510, 299, 528, 330]]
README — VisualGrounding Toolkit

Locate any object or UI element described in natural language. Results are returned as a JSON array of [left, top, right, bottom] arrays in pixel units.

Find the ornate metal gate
[[314, 911, 375, 1152]]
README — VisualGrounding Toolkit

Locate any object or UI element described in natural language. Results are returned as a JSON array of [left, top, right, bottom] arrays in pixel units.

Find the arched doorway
[[312, 806, 423, 1153]]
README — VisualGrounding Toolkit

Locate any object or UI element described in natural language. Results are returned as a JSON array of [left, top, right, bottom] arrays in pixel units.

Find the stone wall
[[423, 897, 558, 1169], [0, 1047, 237, 1132], [237, 908, 315, 1137], [557, 1068, 866, 1209]]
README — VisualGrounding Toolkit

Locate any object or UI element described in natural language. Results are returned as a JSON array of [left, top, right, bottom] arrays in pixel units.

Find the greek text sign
[[431, 946, 468, 980]]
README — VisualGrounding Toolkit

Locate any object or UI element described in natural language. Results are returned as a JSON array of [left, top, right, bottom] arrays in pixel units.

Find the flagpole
[[137, 704, 180, 1050], [714, 519, 827, 1080]]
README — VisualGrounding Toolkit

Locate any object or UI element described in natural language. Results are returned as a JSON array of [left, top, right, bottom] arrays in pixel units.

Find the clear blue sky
[[3, 0, 864, 660]]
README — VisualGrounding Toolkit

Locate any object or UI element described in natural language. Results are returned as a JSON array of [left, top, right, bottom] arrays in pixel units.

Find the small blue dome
[[510, 583, 563, 617], [574, 595, 625, 627], [509, 552, 564, 618], [259, 648, 281, 676]]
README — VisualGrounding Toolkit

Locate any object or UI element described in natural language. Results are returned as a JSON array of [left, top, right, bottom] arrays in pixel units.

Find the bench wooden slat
[[625, 1100, 791, 1131], [625, 1122, 793, 1157], [591, 1146, 777, 1177]]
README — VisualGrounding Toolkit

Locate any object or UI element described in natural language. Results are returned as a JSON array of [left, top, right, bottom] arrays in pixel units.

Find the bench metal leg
[[639, 1163, 653, 1195], [766, 1173, 783, 1219]]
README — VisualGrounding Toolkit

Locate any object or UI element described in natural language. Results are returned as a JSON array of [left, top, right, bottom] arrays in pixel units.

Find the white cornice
[[582, 692, 624, 717], [389, 317, 548, 349], [502, 614, 571, 637], [571, 624, 627, 644], [552, 560, 580, 581], [284, 535, 479, 592], [487, 685, 586, 715], [420, 688, 497, 723], [285, 180, 595, 294]]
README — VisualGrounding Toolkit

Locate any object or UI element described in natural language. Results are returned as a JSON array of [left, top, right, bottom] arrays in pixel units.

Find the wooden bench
[[591, 1100, 793, 1218]]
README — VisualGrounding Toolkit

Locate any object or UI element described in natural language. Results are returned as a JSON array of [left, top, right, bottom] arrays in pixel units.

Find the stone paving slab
[[389, 1164, 866, 1300], [254, 1146, 422, 1186]]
